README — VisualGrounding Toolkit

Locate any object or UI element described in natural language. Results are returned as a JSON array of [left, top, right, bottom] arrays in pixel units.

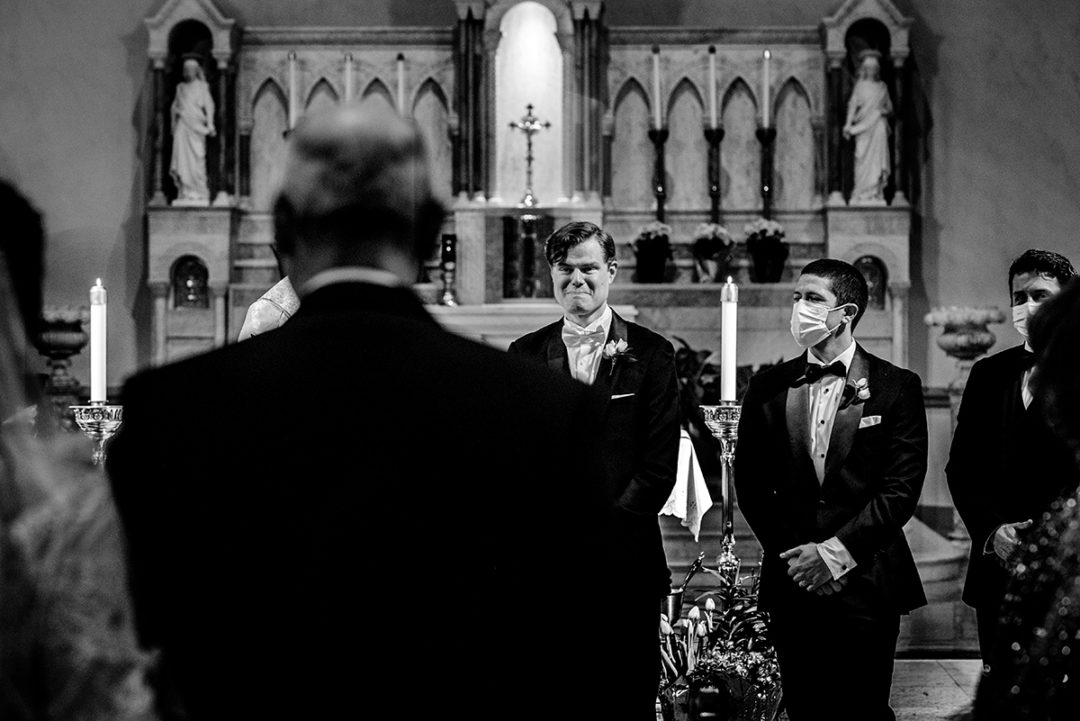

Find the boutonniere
[[602, 338, 634, 376], [840, 377, 871, 409]]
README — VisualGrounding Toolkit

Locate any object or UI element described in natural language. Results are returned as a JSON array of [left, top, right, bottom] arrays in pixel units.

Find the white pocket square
[[611, 393, 635, 400], [859, 415, 882, 429]]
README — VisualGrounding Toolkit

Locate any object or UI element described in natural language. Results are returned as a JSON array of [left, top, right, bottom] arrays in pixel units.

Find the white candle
[[90, 278, 107, 402], [288, 51, 297, 129], [344, 53, 353, 103], [708, 46, 718, 128], [761, 49, 771, 128], [397, 53, 406, 116], [720, 276, 738, 400], [652, 46, 663, 128]]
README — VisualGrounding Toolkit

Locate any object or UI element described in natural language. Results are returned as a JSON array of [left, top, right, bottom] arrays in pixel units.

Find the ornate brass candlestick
[[71, 401, 123, 466], [700, 401, 741, 582]]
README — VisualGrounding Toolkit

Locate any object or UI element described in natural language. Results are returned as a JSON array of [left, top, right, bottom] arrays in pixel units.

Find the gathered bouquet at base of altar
[[658, 559, 783, 721]]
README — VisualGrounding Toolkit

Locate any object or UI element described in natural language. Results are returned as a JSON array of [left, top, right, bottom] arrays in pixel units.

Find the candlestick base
[[71, 401, 123, 467], [700, 400, 741, 582]]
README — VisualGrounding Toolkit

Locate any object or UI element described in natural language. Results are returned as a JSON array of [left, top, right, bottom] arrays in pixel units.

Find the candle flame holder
[[71, 401, 123, 466], [700, 401, 741, 583]]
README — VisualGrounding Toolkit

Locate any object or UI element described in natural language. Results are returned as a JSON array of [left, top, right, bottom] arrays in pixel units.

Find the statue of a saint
[[170, 56, 216, 205], [843, 50, 892, 203]]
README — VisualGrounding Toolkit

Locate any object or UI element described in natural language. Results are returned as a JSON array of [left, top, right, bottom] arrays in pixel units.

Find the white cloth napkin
[[660, 428, 714, 541]]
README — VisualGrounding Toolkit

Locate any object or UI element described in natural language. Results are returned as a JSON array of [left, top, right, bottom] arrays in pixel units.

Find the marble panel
[[720, 80, 760, 211], [774, 79, 815, 210], [611, 82, 654, 210], [250, 79, 287, 210], [413, 79, 453, 203], [666, 80, 709, 211]]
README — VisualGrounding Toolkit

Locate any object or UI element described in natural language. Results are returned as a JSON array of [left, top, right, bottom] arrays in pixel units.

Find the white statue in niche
[[170, 56, 216, 205], [843, 50, 892, 204]]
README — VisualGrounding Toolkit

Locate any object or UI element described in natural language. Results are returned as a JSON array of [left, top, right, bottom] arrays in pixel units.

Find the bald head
[[273, 100, 443, 285]]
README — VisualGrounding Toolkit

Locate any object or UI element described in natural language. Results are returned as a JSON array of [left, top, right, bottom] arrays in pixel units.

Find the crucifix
[[509, 103, 551, 208]]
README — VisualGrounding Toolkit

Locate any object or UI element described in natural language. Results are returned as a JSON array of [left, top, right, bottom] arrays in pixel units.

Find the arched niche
[[413, 78, 453, 202], [165, 20, 216, 202], [854, 254, 888, 310], [494, 1, 564, 205], [250, 78, 288, 211], [720, 79, 761, 211], [666, 78, 708, 210], [171, 255, 210, 309], [774, 78, 814, 210], [362, 78, 396, 115], [843, 18, 895, 201], [305, 78, 339, 118], [610, 79, 653, 210]]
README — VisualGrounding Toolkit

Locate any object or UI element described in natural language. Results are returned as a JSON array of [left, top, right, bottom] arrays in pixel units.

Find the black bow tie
[[794, 360, 847, 386]]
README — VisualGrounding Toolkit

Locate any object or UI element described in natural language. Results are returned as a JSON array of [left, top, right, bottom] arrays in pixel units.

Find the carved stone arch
[[412, 78, 453, 201], [146, 0, 235, 64], [305, 77, 339, 118], [773, 75, 813, 119], [484, 0, 575, 39], [613, 77, 650, 131], [823, 0, 912, 62], [411, 77, 449, 118], [170, 254, 210, 309], [250, 77, 288, 210], [666, 77, 704, 124], [721, 77, 758, 118], [362, 77, 395, 112], [774, 77, 815, 210], [853, 254, 889, 310], [252, 77, 287, 117]]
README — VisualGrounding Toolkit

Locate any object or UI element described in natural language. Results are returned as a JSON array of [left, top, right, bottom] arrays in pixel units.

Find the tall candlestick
[[288, 51, 297, 129], [652, 46, 663, 128], [720, 276, 738, 400], [761, 49, 771, 128], [344, 53, 353, 103], [90, 278, 107, 402], [708, 46, 718, 128], [397, 53, 406, 116]]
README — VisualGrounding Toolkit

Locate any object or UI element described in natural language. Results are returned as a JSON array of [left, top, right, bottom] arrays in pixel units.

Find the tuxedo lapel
[[543, 324, 571, 378], [785, 380, 814, 481], [592, 311, 629, 415], [823, 346, 869, 481]]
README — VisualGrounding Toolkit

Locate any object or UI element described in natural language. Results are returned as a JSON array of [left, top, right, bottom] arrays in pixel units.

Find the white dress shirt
[[805, 342, 858, 580], [561, 305, 613, 385], [1021, 341, 1034, 410]]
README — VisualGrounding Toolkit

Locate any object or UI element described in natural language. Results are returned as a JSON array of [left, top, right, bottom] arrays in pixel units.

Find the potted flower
[[743, 218, 789, 283], [631, 220, 673, 283], [691, 223, 734, 283]]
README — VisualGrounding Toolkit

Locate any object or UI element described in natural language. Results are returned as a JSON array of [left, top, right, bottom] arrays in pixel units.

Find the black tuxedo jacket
[[508, 310, 680, 597], [946, 344, 1080, 609], [106, 282, 609, 720], [734, 345, 928, 617]]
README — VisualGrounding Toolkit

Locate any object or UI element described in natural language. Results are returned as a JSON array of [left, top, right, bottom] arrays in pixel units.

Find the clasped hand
[[780, 543, 847, 596]]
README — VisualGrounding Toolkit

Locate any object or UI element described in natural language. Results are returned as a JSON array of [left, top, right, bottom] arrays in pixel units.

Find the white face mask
[[790, 299, 849, 349], [1011, 301, 1039, 340]]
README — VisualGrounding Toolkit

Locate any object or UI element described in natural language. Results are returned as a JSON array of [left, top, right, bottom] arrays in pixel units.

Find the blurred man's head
[[1029, 277, 1080, 466], [272, 101, 444, 291]]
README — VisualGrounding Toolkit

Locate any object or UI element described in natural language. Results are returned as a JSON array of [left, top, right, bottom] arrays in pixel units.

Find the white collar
[[299, 267, 406, 298], [807, 340, 857, 372], [563, 305, 613, 335]]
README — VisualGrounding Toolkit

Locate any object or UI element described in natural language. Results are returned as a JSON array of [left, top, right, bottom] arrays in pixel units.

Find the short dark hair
[[544, 221, 616, 266], [799, 258, 869, 329], [1028, 277, 1080, 464], [0, 180, 44, 339], [1008, 249, 1076, 295]]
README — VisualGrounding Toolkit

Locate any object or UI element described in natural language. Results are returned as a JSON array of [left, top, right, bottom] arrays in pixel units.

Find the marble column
[[212, 285, 227, 347], [214, 57, 230, 206], [453, 6, 485, 200], [826, 56, 845, 205], [238, 119, 252, 205], [151, 59, 167, 205], [891, 54, 908, 205], [151, 283, 168, 366], [572, 3, 605, 202]]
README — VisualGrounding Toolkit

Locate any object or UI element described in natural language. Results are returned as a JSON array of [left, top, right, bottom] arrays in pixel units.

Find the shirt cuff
[[816, 537, 857, 580]]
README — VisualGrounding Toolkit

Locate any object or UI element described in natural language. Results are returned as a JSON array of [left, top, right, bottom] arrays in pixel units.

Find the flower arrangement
[[691, 223, 734, 283], [923, 306, 1006, 328], [658, 559, 782, 721], [631, 221, 673, 283], [743, 218, 788, 283]]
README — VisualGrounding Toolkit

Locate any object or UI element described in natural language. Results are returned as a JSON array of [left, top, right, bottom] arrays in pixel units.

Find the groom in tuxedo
[[734, 258, 927, 721], [947, 248, 1078, 664], [106, 102, 610, 720], [509, 221, 680, 720]]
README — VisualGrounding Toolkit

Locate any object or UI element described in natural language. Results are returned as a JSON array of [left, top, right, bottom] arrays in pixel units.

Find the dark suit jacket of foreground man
[[106, 282, 610, 720], [735, 345, 927, 721], [509, 310, 680, 717]]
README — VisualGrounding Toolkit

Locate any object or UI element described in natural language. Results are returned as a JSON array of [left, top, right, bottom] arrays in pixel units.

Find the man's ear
[[608, 260, 618, 281], [844, 304, 859, 324]]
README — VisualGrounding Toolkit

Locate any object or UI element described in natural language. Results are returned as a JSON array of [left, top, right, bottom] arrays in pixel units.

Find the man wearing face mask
[[735, 258, 928, 721], [947, 248, 1078, 666]]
